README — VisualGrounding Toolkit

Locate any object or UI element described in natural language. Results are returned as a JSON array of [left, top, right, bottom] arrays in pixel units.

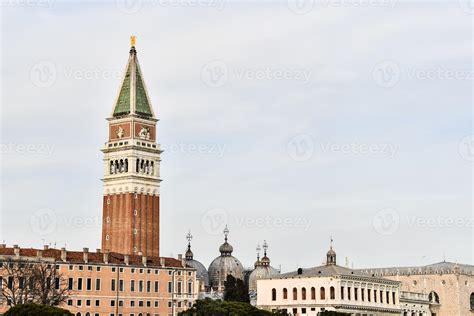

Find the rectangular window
[[341, 287, 344, 300], [139, 301, 144, 307], [67, 300, 73, 306], [177, 282, 182, 294], [368, 289, 371, 302], [88, 266, 93, 271], [77, 278, 83, 291], [348, 287, 351, 300], [147, 280, 151, 292], [154, 301, 159, 307], [380, 290, 383, 303], [77, 299, 82, 306], [139, 280, 143, 292], [131, 280, 135, 292], [111, 279, 116, 291], [119, 279, 124, 292], [95, 299, 100, 307], [374, 289, 377, 303], [68, 278, 73, 290], [354, 288, 358, 301], [96, 278, 101, 291], [188, 282, 192, 294], [168, 281, 172, 293], [154, 281, 159, 292], [86, 299, 91, 306], [386, 291, 390, 304], [119, 300, 123, 307], [361, 288, 365, 301], [8, 276, 13, 289], [131, 301, 135, 307], [111, 300, 115, 307], [55, 277, 60, 290], [86, 278, 92, 291], [392, 292, 396, 304], [147, 301, 151, 307]]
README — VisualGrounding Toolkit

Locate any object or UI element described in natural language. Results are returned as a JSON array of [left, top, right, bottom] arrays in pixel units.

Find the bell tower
[[101, 37, 161, 257]]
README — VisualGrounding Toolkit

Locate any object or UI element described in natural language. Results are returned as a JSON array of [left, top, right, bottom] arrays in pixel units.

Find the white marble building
[[257, 243, 402, 316]]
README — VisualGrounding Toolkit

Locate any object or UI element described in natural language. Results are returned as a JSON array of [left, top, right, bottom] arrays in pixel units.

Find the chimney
[[61, 248, 67, 262], [178, 254, 185, 267], [43, 245, 49, 250], [124, 255, 129, 265], [142, 256, 147, 267], [96, 249, 101, 253], [160, 258, 165, 267], [83, 247, 89, 263], [103, 251, 109, 264], [36, 249, 43, 258], [13, 245, 20, 257]]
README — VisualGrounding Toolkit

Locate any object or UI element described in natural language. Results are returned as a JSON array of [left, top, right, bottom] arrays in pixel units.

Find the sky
[[0, 0, 472, 273]]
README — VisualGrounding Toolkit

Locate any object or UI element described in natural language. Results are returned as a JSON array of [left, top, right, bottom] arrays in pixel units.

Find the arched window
[[85, 313, 90, 316], [76, 313, 81, 316], [272, 288, 276, 301], [114, 160, 119, 174], [302, 287, 306, 300], [136, 159, 139, 172], [140, 160, 145, 173], [320, 287, 326, 300], [145, 160, 149, 174], [110, 161, 114, 174], [283, 288, 288, 299], [330, 286, 335, 299], [470, 292, 474, 310], [311, 287, 316, 300], [429, 291, 440, 304], [150, 161, 154, 175], [125, 159, 128, 172], [293, 287, 297, 300]]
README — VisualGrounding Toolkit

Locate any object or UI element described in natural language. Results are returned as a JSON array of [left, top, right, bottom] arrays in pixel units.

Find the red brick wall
[[102, 193, 160, 257]]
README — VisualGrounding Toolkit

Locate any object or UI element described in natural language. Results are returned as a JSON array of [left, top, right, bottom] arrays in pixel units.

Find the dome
[[219, 242, 233, 255], [184, 230, 210, 289], [248, 240, 279, 292], [248, 265, 279, 292], [208, 226, 244, 291], [186, 258, 210, 288]]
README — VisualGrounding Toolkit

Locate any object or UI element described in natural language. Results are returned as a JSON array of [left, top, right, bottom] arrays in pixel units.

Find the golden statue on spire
[[130, 35, 136, 47]]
